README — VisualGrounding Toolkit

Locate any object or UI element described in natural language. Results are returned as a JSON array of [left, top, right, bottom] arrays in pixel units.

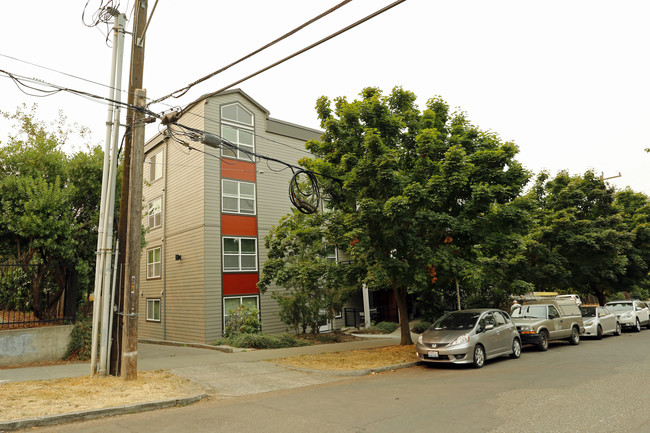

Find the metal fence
[[0, 263, 78, 329], [343, 304, 399, 328]]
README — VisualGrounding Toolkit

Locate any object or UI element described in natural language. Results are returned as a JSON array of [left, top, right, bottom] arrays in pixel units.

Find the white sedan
[[580, 306, 621, 339]]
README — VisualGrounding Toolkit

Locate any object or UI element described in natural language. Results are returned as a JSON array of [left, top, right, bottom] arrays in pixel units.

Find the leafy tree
[[259, 210, 358, 334], [524, 170, 632, 305], [614, 188, 650, 299], [0, 105, 106, 317], [301, 87, 530, 344]]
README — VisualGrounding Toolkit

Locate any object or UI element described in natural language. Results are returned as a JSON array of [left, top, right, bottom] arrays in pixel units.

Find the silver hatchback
[[416, 309, 521, 368]]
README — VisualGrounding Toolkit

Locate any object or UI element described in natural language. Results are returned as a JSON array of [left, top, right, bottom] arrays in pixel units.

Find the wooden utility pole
[[111, 0, 148, 376], [121, 88, 146, 380]]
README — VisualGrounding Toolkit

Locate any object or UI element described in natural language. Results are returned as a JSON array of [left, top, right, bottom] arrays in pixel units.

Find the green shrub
[[0, 267, 32, 312], [228, 332, 309, 349], [65, 315, 93, 360], [411, 321, 432, 334], [223, 305, 261, 338], [374, 321, 399, 334]]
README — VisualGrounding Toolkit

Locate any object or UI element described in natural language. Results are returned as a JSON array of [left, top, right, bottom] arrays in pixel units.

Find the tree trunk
[[391, 281, 412, 345]]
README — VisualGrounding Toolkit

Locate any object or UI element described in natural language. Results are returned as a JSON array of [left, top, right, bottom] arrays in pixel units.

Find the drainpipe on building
[[162, 138, 168, 340]]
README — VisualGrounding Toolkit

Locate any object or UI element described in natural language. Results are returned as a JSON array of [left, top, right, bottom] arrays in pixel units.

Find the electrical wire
[[176, 0, 406, 117], [0, 68, 157, 118], [148, 0, 353, 107]]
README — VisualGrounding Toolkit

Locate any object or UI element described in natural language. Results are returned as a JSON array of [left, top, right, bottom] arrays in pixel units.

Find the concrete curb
[[277, 361, 419, 377], [139, 339, 237, 353], [0, 393, 209, 432]]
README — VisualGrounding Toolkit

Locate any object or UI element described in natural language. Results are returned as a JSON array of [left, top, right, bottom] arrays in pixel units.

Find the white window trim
[[146, 298, 161, 322], [223, 295, 260, 325], [222, 237, 258, 272], [221, 103, 254, 126], [220, 124, 255, 161], [147, 247, 162, 279], [222, 179, 256, 215], [149, 150, 163, 182], [148, 197, 162, 229]]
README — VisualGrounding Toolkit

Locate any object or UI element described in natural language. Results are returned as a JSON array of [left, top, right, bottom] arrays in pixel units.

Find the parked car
[[511, 299, 584, 351], [416, 309, 521, 369], [580, 306, 621, 339], [604, 300, 650, 332]]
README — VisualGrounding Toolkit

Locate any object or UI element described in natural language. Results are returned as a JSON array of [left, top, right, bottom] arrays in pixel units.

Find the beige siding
[[139, 138, 167, 340], [204, 98, 222, 341], [256, 115, 312, 334], [140, 103, 209, 343]]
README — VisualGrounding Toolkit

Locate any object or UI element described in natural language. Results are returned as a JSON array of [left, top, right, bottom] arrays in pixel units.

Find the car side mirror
[[636, 307, 642, 311], [548, 313, 556, 319], [485, 324, 494, 331]]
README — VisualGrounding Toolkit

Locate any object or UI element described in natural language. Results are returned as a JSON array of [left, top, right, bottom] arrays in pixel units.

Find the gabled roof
[[205, 88, 270, 117]]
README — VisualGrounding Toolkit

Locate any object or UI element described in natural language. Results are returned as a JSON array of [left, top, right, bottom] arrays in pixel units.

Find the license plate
[[427, 350, 439, 358]]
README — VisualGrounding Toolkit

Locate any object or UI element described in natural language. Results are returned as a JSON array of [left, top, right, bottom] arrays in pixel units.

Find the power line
[[175, 0, 407, 117], [0, 68, 156, 117], [148, 0, 353, 107]]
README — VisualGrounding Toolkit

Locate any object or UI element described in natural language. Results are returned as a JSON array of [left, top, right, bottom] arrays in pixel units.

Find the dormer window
[[221, 103, 255, 161]]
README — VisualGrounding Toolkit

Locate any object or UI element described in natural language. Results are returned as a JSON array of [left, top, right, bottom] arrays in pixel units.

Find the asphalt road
[[29, 329, 650, 433]]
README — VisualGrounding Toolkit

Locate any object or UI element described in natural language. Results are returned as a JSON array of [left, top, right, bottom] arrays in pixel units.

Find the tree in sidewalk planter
[[524, 170, 633, 305], [300, 87, 530, 345], [258, 210, 359, 334], [0, 105, 106, 318]]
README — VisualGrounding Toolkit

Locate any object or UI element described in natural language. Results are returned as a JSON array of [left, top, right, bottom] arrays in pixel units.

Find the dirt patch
[[296, 331, 365, 345], [0, 370, 206, 422], [275, 344, 417, 371]]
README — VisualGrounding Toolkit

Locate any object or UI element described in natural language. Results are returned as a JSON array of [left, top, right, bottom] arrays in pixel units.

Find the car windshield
[[511, 305, 547, 319], [580, 307, 596, 317], [431, 312, 481, 330], [606, 302, 633, 311]]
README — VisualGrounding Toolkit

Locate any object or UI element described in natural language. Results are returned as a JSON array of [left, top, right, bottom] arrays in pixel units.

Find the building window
[[223, 237, 257, 272], [148, 197, 162, 228], [221, 103, 254, 160], [146, 299, 161, 322], [148, 150, 163, 182], [222, 104, 253, 125], [325, 246, 337, 262], [221, 125, 254, 160], [147, 247, 162, 279], [224, 295, 259, 324], [222, 179, 255, 215]]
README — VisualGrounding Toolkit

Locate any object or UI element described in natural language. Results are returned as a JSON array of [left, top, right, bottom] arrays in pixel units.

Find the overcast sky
[[1, 0, 648, 194]]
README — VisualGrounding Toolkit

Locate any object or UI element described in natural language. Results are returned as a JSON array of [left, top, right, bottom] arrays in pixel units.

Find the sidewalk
[[0, 330, 419, 431]]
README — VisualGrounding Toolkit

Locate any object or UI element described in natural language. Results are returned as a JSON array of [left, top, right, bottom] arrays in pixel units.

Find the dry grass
[[0, 370, 205, 422], [275, 344, 417, 371]]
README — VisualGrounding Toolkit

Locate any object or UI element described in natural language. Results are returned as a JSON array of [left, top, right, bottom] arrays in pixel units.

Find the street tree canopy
[[301, 87, 530, 344], [259, 210, 358, 333], [524, 170, 633, 305]]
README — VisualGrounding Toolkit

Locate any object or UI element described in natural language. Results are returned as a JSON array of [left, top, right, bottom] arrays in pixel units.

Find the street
[[30, 330, 650, 433]]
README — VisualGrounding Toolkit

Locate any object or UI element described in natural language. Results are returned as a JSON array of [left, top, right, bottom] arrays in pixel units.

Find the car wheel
[[537, 330, 549, 351], [615, 322, 622, 336], [635, 318, 641, 332], [510, 338, 521, 359], [596, 325, 603, 340], [569, 326, 580, 345], [472, 345, 485, 368], [646, 320, 650, 330]]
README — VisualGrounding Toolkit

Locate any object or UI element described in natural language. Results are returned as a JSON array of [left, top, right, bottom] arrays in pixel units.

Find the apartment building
[[138, 89, 322, 343]]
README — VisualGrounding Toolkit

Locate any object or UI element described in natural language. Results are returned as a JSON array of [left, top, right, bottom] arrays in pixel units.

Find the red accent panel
[[221, 159, 256, 182], [223, 273, 259, 295], [222, 215, 257, 236]]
